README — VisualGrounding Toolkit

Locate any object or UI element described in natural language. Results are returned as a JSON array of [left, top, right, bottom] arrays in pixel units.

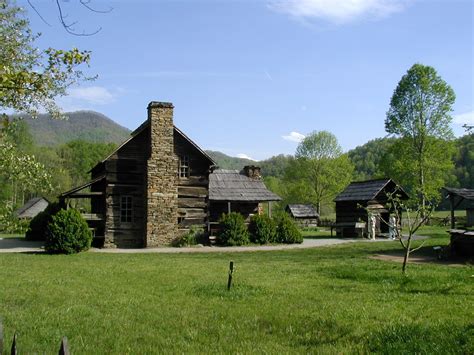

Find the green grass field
[[0, 226, 472, 354]]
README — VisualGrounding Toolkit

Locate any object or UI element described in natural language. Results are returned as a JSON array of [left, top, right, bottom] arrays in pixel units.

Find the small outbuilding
[[285, 204, 319, 228], [442, 187, 474, 228], [334, 179, 408, 237], [14, 197, 49, 219]]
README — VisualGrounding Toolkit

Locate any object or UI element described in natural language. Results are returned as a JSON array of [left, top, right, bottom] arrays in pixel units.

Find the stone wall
[[145, 102, 178, 246]]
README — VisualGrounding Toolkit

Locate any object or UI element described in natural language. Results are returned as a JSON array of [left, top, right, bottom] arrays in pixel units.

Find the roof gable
[[90, 120, 215, 172]]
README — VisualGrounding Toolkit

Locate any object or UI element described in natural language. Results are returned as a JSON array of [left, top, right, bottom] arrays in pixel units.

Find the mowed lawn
[[0, 228, 473, 354]]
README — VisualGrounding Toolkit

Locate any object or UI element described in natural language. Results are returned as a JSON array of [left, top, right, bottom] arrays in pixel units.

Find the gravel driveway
[[0, 237, 393, 254]]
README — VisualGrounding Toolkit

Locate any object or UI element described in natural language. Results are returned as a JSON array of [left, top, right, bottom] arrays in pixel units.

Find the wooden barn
[[334, 179, 408, 237], [14, 197, 49, 219], [60, 101, 280, 248], [285, 204, 319, 228]]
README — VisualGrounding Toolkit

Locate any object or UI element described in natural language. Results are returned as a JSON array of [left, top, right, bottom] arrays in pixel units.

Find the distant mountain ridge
[[15, 110, 131, 146]]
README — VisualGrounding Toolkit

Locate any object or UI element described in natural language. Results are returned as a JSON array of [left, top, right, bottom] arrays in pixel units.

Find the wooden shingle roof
[[334, 178, 408, 202], [209, 169, 281, 202], [443, 187, 474, 201], [286, 204, 319, 218], [15, 197, 49, 218]]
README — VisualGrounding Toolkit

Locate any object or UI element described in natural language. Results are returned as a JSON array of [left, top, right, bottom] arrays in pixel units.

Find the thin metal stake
[[227, 261, 234, 291]]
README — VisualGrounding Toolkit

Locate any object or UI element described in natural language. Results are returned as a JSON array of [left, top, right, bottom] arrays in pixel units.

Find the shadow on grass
[[367, 322, 474, 354]]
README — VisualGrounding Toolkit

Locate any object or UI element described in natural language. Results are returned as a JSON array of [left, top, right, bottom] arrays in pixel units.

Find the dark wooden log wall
[[102, 129, 148, 247], [175, 131, 212, 234]]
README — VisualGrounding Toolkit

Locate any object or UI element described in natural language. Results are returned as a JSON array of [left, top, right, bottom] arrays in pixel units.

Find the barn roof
[[286, 204, 319, 218], [209, 169, 281, 202], [443, 187, 474, 201], [15, 197, 49, 218], [334, 178, 408, 202]]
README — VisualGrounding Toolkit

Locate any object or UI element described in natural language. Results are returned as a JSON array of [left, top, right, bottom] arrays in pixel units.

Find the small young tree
[[384, 192, 433, 274]]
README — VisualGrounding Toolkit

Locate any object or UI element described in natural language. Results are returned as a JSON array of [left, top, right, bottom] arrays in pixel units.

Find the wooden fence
[[0, 318, 69, 354]]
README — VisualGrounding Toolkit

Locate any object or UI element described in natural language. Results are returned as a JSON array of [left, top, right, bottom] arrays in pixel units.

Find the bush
[[249, 214, 277, 244], [25, 202, 63, 241], [173, 225, 205, 247], [218, 212, 249, 246], [275, 212, 303, 244], [45, 209, 92, 254]]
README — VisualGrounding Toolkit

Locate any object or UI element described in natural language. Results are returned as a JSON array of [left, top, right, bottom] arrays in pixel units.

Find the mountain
[[206, 150, 257, 170], [14, 111, 131, 146]]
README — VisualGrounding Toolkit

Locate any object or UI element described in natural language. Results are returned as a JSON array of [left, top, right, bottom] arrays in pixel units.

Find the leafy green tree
[[385, 63, 456, 207], [453, 134, 474, 188], [0, 120, 52, 207], [57, 140, 117, 186], [286, 131, 353, 215], [260, 154, 293, 179], [0, 0, 91, 118], [348, 138, 396, 180]]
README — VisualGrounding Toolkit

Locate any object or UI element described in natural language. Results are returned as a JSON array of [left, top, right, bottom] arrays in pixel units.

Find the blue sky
[[21, 0, 473, 160]]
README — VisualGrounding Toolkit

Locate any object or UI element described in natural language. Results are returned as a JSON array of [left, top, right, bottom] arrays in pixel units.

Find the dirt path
[[0, 237, 395, 254]]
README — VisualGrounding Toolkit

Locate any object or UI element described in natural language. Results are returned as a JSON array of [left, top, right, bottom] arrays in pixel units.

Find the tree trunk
[[402, 233, 412, 274]]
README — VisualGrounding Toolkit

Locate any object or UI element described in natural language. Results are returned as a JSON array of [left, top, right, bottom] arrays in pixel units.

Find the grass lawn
[[0, 233, 24, 239], [0, 226, 472, 354]]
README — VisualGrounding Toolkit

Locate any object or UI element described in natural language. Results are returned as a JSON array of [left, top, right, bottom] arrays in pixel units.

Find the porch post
[[450, 194, 455, 229], [268, 201, 272, 218], [227, 201, 231, 214]]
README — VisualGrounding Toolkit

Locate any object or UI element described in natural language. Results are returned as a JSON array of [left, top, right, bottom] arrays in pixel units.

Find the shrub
[[218, 212, 249, 246], [174, 225, 205, 247], [275, 212, 303, 244], [249, 214, 277, 244], [25, 202, 63, 241], [45, 209, 92, 254]]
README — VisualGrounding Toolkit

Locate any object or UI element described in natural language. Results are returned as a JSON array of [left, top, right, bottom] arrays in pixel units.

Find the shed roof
[[209, 169, 281, 202], [443, 187, 474, 201], [286, 204, 319, 218], [15, 197, 49, 218], [334, 178, 408, 202]]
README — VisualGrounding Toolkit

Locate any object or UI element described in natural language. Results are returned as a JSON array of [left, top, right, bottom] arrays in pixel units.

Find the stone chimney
[[145, 102, 178, 246], [244, 165, 262, 180]]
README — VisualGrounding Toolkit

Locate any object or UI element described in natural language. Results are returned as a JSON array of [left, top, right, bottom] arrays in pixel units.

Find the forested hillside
[[14, 111, 131, 146]]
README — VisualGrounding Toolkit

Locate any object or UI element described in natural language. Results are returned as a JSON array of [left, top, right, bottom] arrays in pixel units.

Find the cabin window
[[120, 196, 133, 223], [179, 155, 190, 178]]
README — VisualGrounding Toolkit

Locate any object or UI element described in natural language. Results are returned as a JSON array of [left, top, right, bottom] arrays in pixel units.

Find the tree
[[385, 63, 456, 208], [0, 0, 91, 118], [286, 131, 353, 215]]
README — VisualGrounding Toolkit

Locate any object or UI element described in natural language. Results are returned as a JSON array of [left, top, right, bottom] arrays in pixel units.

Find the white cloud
[[282, 131, 306, 143], [236, 153, 257, 161], [67, 86, 116, 105], [453, 111, 474, 125], [268, 0, 409, 24]]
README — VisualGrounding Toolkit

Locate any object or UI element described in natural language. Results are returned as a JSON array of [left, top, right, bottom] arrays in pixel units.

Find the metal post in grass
[[0, 317, 3, 354], [11, 332, 17, 355], [59, 336, 69, 355], [227, 261, 234, 291]]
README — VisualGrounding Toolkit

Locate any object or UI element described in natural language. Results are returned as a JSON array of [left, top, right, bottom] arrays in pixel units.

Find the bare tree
[[27, 0, 112, 36], [384, 192, 434, 274]]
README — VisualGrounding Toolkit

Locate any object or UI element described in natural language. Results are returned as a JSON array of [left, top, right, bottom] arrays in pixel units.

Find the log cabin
[[334, 179, 408, 237], [285, 204, 319, 228], [60, 101, 280, 248]]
